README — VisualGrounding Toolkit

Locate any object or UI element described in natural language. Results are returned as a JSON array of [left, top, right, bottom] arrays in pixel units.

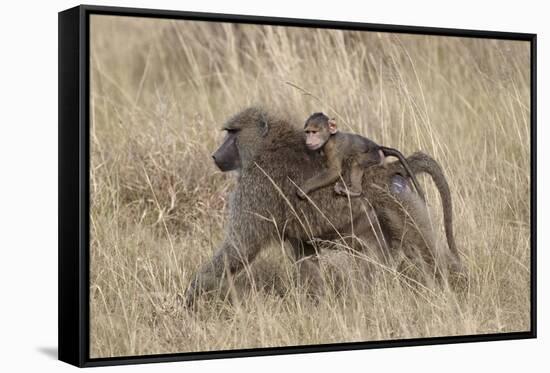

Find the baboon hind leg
[[379, 174, 442, 283], [336, 154, 377, 197], [348, 157, 365, 197], [287, 238, 324, 298]]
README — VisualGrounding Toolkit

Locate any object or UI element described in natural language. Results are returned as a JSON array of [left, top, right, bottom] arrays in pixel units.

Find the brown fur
[[185, 107, 463, 305]]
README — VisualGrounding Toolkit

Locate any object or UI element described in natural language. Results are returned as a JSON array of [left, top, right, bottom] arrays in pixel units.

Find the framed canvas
[[58, 5, 536, 367]]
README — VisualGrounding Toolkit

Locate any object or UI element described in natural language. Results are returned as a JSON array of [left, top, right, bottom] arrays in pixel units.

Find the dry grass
[[89, 15, 531, 358]]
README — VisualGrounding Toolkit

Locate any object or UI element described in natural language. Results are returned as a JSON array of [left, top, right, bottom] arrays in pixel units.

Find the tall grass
[[89, 15, 531, 358]]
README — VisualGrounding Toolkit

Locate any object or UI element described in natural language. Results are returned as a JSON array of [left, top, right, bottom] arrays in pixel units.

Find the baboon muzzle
[[212, 134, 241, 172]]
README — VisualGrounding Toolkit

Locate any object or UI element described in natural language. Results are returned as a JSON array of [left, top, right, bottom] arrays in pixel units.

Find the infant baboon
[[297, 112, 425, 200]]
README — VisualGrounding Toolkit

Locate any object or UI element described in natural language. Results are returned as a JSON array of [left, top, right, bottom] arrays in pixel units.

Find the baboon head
[[303, 112, 337, 151], [212, 107, 300, 171]]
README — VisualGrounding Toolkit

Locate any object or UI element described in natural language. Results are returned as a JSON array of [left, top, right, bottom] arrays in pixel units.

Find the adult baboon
[[185, 107, 463, 305]]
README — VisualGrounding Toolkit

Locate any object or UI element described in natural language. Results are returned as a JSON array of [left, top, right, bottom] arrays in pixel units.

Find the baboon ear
[[328, 118, 338, 134], [260, 119, 270, 137]]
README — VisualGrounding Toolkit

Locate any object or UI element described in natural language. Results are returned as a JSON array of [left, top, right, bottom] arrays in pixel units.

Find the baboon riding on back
[[185, 106, 464, 305]]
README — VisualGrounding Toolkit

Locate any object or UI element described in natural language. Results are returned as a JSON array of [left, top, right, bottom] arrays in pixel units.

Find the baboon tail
[[400, 152, 459, 261]]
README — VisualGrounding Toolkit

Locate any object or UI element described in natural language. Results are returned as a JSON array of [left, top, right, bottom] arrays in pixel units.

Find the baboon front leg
[[298, 168, 341, 199], [185, 238, 261, 307]]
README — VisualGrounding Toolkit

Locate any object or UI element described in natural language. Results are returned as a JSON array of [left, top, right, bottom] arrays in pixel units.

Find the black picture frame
[[58, 4, 537, 368]]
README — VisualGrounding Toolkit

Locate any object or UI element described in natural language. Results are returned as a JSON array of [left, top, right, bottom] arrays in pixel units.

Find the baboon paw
[[334, 183, 361, 197]]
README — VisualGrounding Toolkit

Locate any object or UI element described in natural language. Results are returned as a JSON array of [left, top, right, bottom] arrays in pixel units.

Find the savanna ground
[[89, 15, 531, 358]]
